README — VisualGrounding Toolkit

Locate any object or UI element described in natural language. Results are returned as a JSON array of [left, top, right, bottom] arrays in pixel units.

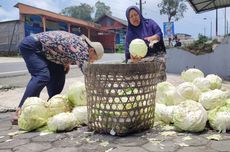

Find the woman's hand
[[64, 64, 70, 74], [144, 35, 160, 42], [131, 55, 142, 63], [144, 35, 160, 48]]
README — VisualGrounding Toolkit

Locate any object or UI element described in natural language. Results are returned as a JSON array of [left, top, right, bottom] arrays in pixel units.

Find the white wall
[[166, 36, 230, 80]]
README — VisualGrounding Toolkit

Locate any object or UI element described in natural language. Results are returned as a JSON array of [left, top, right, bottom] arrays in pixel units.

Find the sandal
[[11, 108, 21, 125]]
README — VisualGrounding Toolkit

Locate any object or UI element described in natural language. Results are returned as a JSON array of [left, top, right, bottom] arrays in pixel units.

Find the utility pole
[[211, 20, 212, 39], [224, 7, 227, 36], [216, 9, 218, 36], [136, 0, 146, 15], [227, 20, 229, 35]]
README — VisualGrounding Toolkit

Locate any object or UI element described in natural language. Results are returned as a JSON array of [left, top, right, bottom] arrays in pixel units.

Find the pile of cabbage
[[18, 81, 88, 132], [155, 68, 230, 133]]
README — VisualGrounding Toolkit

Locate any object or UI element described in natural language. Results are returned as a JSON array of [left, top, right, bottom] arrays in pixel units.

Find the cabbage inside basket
[[84, 61, 166, 136]]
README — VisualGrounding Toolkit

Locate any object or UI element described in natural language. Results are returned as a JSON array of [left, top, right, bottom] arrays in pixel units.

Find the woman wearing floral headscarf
[[125, 6, 166, 63]]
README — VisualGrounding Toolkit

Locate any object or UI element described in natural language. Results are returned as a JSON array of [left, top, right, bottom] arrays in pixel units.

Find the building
[[0, 3, 116, 53], [95, 14, 128, 45]]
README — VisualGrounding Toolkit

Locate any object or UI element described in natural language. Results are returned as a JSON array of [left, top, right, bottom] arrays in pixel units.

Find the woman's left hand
[[131, 55, 142, 63], [144, 35, 160, 42], [64, 64, 70, 74]]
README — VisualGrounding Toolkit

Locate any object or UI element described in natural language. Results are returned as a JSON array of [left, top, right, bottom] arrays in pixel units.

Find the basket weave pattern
[[85, 60, 166, 136]]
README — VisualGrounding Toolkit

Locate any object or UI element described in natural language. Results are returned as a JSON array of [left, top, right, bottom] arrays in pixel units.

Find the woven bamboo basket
[[84, 59, 166, 136]]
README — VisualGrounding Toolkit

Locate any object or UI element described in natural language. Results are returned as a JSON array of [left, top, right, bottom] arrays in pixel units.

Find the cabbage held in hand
[[173, 100, 207, 132], [18, 97, 50, 131], [129, 39, 147, 58]]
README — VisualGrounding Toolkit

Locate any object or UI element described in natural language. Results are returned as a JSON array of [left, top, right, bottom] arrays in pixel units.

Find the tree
[[157, 0, 187, 22], [94, 1, 112, 21], [61, 3, 94, 22]]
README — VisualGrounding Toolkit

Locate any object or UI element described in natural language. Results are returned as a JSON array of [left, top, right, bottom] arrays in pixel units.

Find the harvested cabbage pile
[[129, 38, 148, 58], [155, 68, 230, 133], [18, 81, 89, 132]]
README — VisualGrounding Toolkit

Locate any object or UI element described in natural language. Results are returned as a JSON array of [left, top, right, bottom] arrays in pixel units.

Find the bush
[[182, 34, 220, 55], [0, 51, 20, 57], [116, 44, 125, 53]]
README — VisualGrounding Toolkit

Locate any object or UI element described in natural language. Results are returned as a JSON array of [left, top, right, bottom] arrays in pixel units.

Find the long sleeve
[[149, 19, 163, 39], [125, 38, 131, 62]]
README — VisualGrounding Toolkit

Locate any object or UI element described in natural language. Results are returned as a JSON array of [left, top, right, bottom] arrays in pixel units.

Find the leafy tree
[[61, 3, 94, 22], [157, 0, 187, 22], [94, 1, 112, 21]]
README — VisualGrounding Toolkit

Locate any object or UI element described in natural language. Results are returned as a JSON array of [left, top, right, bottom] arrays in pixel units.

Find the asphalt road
[[0, 53, 124, 88]]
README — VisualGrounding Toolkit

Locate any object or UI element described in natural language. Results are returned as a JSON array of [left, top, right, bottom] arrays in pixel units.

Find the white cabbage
[[181, 68, 204, 82], [47, 94, 71, 116], [18, 97, 50, 131], [47, 112, 76, 132], [155, 81, 183, 105], [67, 82, 87, 107], [206, 74, 222, 90], [129, 39, 148, 58], [199, 89, 227, 110], [220, 86, 230, 98], [172, 100, 207, 132], [72, 106, 88, 125], [192, 77, 211, 92], [155, 103, 176, 124], [176, 82, 201, 101], [208, 101, 230, 133]]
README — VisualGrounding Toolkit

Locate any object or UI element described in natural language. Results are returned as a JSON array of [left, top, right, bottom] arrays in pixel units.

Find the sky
[[0, 0, 229, 38]]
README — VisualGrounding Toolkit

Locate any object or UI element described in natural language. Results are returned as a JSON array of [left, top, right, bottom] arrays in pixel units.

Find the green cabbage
[[205, 74, 222, 90], [47, 94, 71, 116], [192, 77, 211, 92], [72, 106, 88, 125], [181, 68, 204, 82], [155, 103, 176, 124], [172, 100, 207, 132], [208, 101, 230, 133], [129, 39, 148, 58], [199, 89, 227, 110], [67, 82, 87, 107], [155, 81, 183, 105], [176, 82, 201, 101], [18, 97, 50, 131], [47, 112, 76, 132]]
